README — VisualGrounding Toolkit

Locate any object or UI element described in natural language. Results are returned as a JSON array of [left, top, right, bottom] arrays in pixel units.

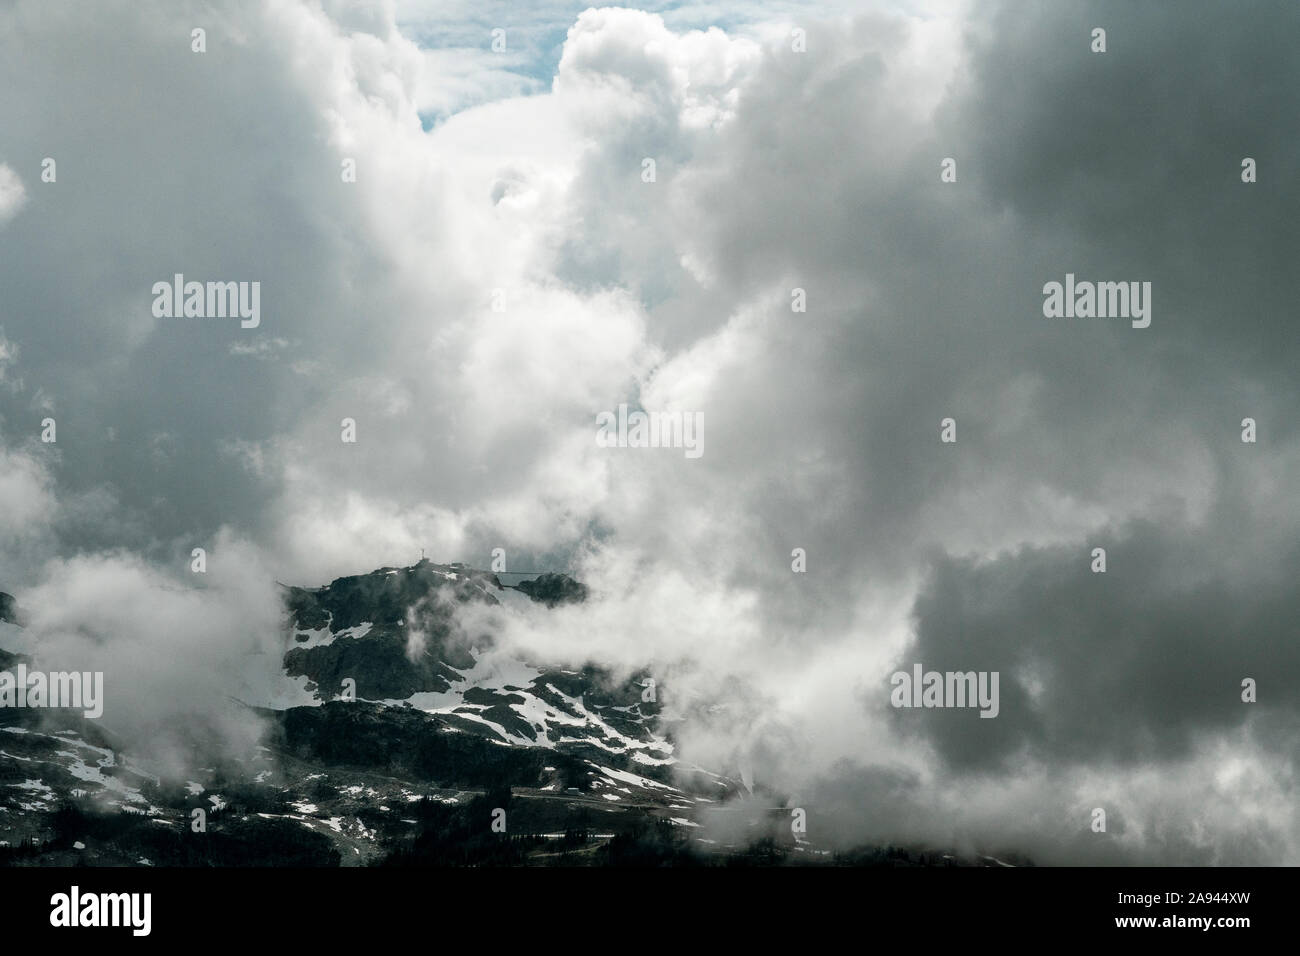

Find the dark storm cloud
[[860, 0, 1300, 772], [902, 513, 1300, 770], [0, 0, 375, 555], [952, 0, 1300, 414]]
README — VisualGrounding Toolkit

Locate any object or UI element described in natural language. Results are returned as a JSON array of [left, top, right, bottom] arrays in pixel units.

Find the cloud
[[11, 532, 284, 780], [0, 164, 25, 224], [0, 0, 1295, 861], [0, 444, 58, 584]]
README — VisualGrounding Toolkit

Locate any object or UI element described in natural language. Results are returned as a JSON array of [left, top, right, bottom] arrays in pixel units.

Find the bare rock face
[[0, 591, 25, 627], [511, 573, 589, 608]]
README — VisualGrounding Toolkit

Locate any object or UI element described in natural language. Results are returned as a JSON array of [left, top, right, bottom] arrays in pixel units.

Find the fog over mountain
[[0, 0, 1296, 865]]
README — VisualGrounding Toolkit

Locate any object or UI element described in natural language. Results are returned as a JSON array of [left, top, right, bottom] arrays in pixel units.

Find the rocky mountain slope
[[0, 570, 1028, 866]]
